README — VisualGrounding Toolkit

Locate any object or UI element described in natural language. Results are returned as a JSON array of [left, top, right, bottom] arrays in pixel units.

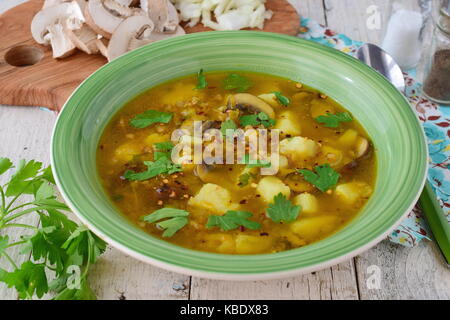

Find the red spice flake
[[260, 232, 269, 236], [239, 199, 247, 204]]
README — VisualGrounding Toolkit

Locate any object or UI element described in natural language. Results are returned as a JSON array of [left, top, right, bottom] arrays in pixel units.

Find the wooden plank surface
[[0, 0, 449, 300], [0, 0, 298, 111]]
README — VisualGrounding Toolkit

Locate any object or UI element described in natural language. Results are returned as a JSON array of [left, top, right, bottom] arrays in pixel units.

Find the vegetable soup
[[97, 71, 376, 254]]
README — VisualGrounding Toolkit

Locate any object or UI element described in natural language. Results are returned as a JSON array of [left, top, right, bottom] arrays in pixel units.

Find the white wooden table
[[1, 0, 449, 300]]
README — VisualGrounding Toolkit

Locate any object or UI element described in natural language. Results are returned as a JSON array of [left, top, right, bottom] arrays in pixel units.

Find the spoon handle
[[418, 182, 450, 266]]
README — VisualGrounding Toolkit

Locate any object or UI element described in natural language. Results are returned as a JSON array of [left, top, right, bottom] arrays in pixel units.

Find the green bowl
[[51, 31, 427, 280]]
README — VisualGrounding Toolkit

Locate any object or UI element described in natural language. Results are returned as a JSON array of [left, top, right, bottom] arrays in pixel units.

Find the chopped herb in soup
[[97, 71, 376, 254]]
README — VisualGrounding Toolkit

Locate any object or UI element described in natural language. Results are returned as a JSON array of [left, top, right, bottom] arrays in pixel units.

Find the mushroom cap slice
[[127, 25, 185, 50], [194, 163, 218, 183], [95, 37, 109, 57], [46, 23, 76, 58], [232, 93, 275, 119], [64, 23, 99, 54], [84, 0, 140, 39], [143, 0, 179, 33], [107, 15, 155, 61], [31, 1, 84, 44]]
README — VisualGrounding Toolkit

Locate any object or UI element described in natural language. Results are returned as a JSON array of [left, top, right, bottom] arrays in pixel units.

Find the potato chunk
[[280, 137, 319, 162], [258, 93, 278, 107], [203, 233, 236, 254], [335, 182, 373, 204], [113, 141, 142, 162], [290, 216, 339, 241], [256, 176, 291, 203], [274, 111, 302, 136], [144, 133, 170, 146], [235, 234, 273, 254], [188, 183, 239, 214], [293, 193, 319, 214], [337, 129, 358, 148]]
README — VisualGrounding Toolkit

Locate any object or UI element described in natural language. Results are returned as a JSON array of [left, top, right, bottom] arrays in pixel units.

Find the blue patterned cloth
[[299, 18, 450, 247]]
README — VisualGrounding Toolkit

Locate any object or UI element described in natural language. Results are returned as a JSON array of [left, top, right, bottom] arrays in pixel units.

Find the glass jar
[[381, 0, 428, 70], [423, 1, 450, 104]]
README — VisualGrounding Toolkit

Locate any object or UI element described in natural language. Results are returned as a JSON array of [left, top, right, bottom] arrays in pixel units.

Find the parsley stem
[[6, 240, 28, 248], [5, 202, 34, 215], [4, 176, 42, 212], [0, 185, 6, 211], [3, 205, 51, 223], [1, 252, 18, 270], [1, 223, 38, 230]]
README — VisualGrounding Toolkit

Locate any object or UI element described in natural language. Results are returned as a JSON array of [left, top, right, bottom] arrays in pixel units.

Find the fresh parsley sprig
[[223, 73, 252, 92], [196, 69, 208, 89], [266, 193, 301, 223], [142, 208, 189, 237], [298, 164, 340, 192], [123, 147, 182, 181], [239, 112, 275, 128], [272, 92, 290, 106], [0, 158, 106, 300], [315, 112, 353, 128], [206, 210, 261, 231], [129, 110, 173, 129]]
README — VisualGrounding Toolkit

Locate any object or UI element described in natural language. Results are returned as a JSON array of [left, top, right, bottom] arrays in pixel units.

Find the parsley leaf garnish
[[0, 157, 13, 175], [154, 141, 174, 152], [124, 155, 182, 181], [315, 112, 353, 128], [206, 210, 261, 231], [0, 158, 106, 300], [266, 193, 301, 223], [143, 208, 189, 237], [239, 112, 275, 128], [220, 119, 237, 139], [130, 110, 173, 129], [272, 91, 290, 106], [196, 69, 208, 89], [298, 164, 340, 192], [238, 172, 256, 187], [223, 73, 252, 92], [2, 262, 48, 299]]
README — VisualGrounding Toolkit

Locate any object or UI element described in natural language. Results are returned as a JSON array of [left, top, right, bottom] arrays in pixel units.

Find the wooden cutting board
[[0, 0, 299, 111]]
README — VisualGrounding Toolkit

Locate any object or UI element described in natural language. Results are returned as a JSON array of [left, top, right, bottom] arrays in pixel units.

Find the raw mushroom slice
[[95, 37, 109, 57], [46, 23, 77, 58], [142, 0, 179, 33], [231, 93, 275, 119], [106, 15, 154, 61], [84, 0, 142, 39], [31, 1, 84, 44], [64, 23, 99, 54], [127, 25, 185, 50]]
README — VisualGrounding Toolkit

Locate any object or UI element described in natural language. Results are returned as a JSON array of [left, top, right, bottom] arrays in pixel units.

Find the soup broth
[[97, 71, 376, 254]]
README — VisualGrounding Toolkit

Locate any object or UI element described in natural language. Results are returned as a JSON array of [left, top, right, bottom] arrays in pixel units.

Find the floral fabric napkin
[[298, 18, 450, 247]]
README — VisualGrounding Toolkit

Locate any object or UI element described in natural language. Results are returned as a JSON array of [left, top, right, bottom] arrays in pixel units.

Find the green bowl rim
[[51, 31, 428, 280]]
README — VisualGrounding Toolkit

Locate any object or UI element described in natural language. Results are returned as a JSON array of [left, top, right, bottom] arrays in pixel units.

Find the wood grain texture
[[190, 260, 359, 300], [183, 0, 299, 36], [0, 0, 298, 112], [0, 0, 106, 111]]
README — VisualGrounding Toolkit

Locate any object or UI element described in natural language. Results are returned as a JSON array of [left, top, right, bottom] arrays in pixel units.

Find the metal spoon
[[357, 43, 450, 266]]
